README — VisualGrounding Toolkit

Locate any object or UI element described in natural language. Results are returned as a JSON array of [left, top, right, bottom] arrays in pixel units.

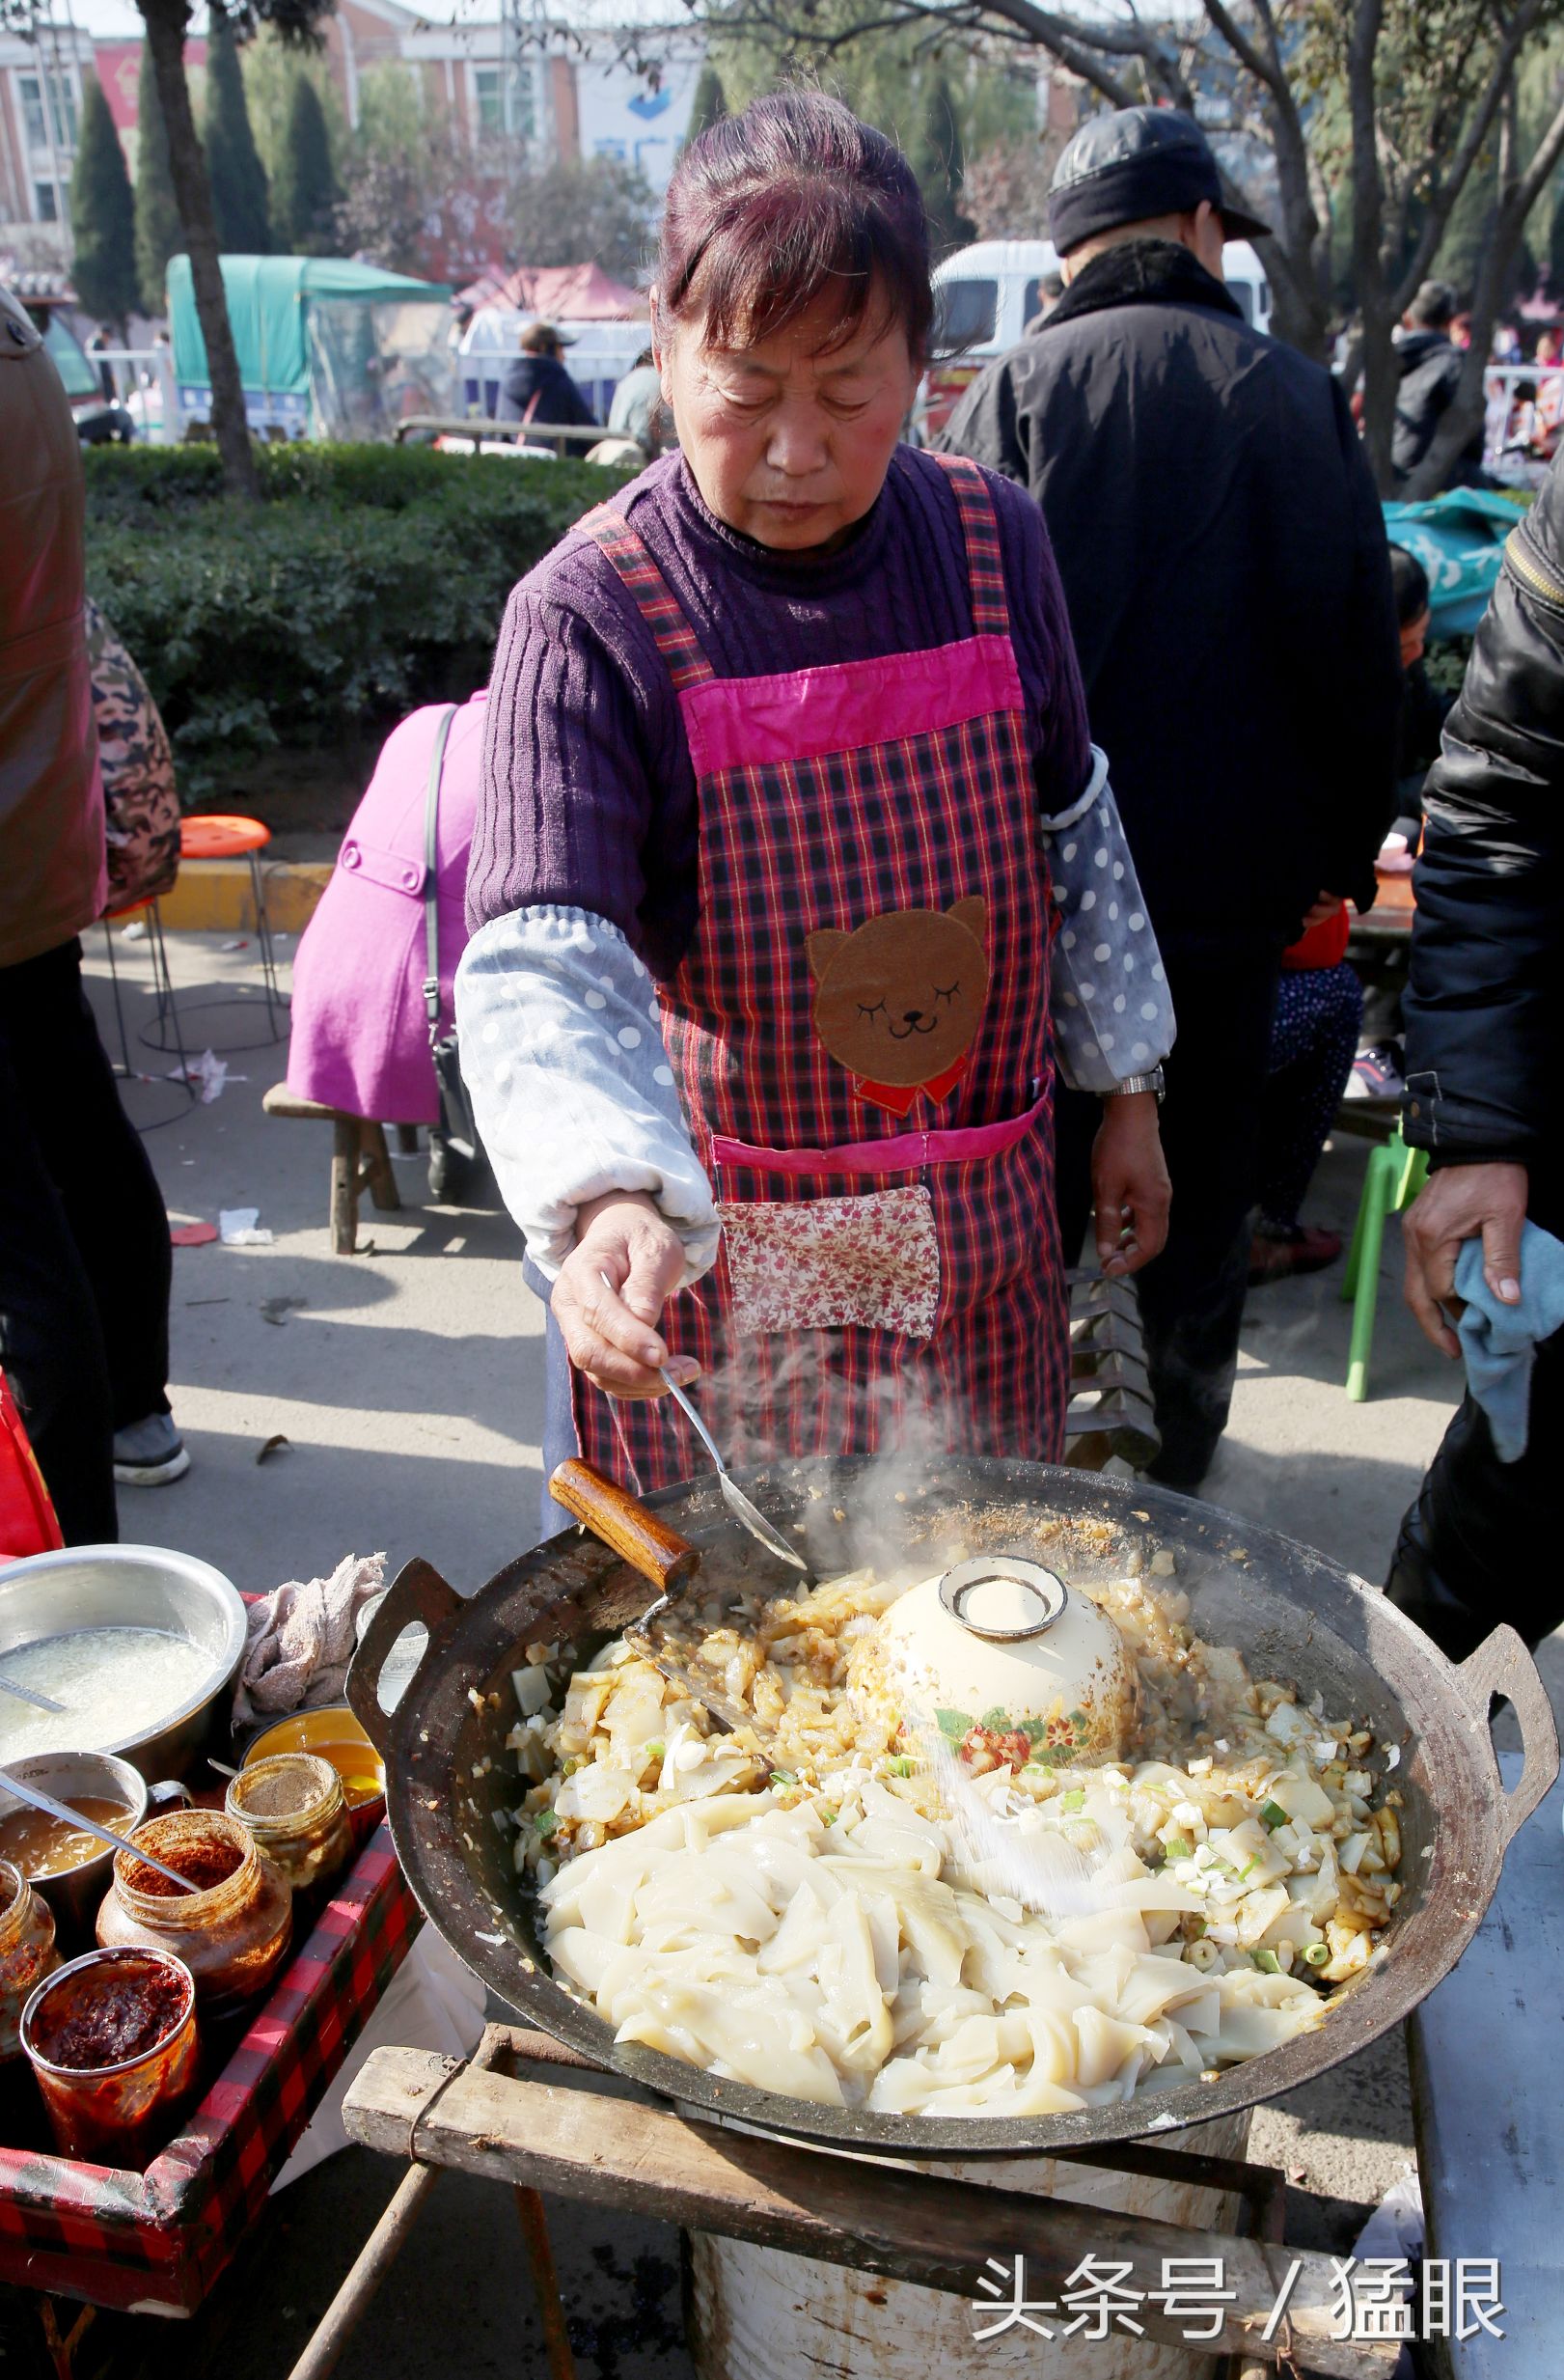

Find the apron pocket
[[718, 1187, 940, 1338]]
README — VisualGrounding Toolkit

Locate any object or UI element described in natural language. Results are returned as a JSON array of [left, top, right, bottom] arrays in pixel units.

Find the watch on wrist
[[1107, 1067, 1166, 1103]]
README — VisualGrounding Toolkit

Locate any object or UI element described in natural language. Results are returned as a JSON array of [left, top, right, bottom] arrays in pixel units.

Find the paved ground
[[79, 931, 1560, 2377]]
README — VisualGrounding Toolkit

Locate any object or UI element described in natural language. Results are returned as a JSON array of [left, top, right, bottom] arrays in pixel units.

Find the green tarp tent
[[168, 254, 453, 439]]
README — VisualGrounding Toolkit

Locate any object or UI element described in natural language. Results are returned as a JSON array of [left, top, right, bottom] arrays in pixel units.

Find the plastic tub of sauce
[[244, 1706, 385, 1809], [22, 1948, 197, 2167]]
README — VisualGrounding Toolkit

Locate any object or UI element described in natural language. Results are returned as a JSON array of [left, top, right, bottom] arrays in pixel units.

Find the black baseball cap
[[1050, 106, 1271, 257]]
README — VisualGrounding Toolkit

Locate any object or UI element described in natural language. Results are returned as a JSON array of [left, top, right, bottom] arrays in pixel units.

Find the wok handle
[[548, 1458, 701, 1594], [1455, 1623, 1561, 1851], [347, 1556, 462, 1758]]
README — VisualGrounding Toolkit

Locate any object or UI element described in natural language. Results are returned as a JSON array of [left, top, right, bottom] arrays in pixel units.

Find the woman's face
[[653, 288, 919, 551]]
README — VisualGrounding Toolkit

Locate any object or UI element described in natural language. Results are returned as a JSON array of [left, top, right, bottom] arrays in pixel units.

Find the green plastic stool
[[1339, 1125, 1430, 1401]]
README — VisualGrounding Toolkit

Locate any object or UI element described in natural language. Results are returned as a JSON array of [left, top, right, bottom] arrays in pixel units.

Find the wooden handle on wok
[[549, 1458, 702, 1594]]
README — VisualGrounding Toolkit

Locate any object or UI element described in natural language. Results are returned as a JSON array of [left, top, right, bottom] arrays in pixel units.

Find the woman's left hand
[[1089, 1091, 1171, 1277]]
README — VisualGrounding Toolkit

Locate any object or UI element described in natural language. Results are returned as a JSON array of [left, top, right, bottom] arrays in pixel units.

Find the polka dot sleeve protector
[[453, 904, 719, 1284], [1042, 748, 1177, 1093]]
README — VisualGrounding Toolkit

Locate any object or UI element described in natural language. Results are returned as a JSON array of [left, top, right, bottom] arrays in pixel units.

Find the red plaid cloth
[[0, 1820, 420, 2312], [576, 454, 1070, 1481]]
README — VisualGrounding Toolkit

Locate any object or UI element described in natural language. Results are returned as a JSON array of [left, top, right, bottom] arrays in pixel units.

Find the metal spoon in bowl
[[0, 1677, 66, 1715], [0, 1767, 200, 1893]]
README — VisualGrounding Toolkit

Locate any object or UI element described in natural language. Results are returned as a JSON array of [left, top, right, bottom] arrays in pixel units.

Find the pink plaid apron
[[574, 455, 1068, 1487]]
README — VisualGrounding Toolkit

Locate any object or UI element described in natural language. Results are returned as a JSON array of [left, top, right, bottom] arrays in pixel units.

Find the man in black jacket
[[497, 321, 597, 432], [941, 107, 1402, 1488], [1388, 458, 1564, 1657], [1391, 280, 1486, 493]]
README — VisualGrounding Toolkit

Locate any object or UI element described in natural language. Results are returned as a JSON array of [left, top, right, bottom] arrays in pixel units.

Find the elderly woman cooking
[[457, 93, 1174, 1515]]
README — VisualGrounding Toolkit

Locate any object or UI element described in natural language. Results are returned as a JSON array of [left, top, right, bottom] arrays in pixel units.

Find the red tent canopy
[[456, 262, 645, 319]]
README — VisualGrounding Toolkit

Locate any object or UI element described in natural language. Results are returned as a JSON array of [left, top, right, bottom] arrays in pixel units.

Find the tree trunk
[[139, 0, 256, 500], [1256, 93, 1331, 362], [1346, 0, 1399, 493]]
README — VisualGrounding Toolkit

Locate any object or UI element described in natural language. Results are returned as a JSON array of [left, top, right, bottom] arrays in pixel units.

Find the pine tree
[[70, 76, 138, 332], [134, 41, 182, 315], [271, 71, 339, 252], [684, 62, 727, 149], [204, 7, 270, 254]]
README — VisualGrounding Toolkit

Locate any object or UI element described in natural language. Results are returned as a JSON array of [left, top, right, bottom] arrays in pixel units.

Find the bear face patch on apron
[[573, 454, 1070, 1484]]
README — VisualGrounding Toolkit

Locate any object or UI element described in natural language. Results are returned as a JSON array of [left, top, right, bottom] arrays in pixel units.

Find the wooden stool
[[261, 1085, 403, 1253]]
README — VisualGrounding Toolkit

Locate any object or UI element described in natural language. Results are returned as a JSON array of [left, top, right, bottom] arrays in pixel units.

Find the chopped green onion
[[1260, 1799, 1288, 1831], [1164, 1836, 1193, 1861], [1062, 1788, 1085, 1813], [887, 1757, 916, 1778], [533, 1809, 558, 1838], [1303, 1941, 1331, 1967], [1022, 1759, 1054, 1776], [818, 1804, 837, 1825], [1250, 1949, 1280, 1975], [1239, 1856, 1259, 1880], [767, 1767, 797, 1785], [643, 1740, 665, 1767]]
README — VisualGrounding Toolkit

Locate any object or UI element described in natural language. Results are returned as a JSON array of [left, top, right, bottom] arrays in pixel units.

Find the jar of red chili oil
[[21, 1948, 197, 2167], [96, 1813, 291, 2022], [0, 1858, 59, 2062]]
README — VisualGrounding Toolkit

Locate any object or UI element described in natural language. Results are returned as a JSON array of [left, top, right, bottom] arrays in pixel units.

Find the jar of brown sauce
[[0, 1859, 59, 2062], [96, 1813, 291, 2022]]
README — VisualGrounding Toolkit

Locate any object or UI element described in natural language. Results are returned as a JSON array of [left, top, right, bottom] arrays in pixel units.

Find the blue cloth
[[1454, 1222, 1564, 1461]]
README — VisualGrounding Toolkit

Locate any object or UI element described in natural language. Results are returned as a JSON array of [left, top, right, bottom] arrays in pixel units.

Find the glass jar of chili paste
[[21, 1947, 198, 2168], [96, 1813, 291, 2022], [225, 1755, 352, 1897], [0, 1859, 58, 2062]]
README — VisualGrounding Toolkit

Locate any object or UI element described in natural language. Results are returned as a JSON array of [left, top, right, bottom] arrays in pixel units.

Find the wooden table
[[1408, 1752, 1563, 2377], [296, 2023, 1413, 2380]]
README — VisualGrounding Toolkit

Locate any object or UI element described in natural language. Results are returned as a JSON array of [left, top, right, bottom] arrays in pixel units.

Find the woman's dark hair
[[658, 90, 933, 362], [1387, 544, 1431, 628]]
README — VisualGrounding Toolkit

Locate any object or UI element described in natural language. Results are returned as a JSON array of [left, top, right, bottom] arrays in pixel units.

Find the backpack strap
[[422, 704, 460, 1048]]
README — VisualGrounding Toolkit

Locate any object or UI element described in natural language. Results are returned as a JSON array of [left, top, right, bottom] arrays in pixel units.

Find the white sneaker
[[113, 1415, 191, 1486]]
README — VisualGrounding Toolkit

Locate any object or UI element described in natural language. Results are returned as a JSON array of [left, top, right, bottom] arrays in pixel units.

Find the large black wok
[[348, 1458, 1557, 2156]]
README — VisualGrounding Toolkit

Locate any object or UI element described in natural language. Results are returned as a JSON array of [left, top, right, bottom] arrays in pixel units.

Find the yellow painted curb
[[157, 859, 332, 936]]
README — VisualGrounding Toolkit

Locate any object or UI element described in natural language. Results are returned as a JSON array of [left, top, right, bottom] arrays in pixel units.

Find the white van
[[920, 236, 1273, 434]]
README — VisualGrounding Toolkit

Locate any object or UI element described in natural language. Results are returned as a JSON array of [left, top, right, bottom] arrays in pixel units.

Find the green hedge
[[84, 444, 631, 793]]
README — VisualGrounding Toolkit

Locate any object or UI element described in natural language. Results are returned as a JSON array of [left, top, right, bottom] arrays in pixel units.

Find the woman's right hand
[[551, 1190, 698, 1398]]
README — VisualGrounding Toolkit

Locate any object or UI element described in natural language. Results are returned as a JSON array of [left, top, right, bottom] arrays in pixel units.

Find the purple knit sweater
[[468, 446, 1092, 979]]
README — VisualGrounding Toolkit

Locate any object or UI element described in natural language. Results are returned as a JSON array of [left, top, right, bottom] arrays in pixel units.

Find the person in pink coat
[[287, 693, 485, 1127]]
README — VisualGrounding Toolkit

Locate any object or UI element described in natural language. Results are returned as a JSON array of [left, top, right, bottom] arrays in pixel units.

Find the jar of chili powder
[[0, 1858, 58, 2061], [96, 1813, 291, 2022], [225, 1755, 352, 1898]]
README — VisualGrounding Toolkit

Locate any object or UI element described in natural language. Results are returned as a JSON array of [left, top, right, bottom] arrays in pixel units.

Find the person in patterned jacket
[[0, 281, 186, 1538]]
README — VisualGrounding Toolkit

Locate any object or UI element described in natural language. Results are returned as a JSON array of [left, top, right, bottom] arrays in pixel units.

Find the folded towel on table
[[1454, 1224, 1564, 1462], [233, 1549, 386, 1726]]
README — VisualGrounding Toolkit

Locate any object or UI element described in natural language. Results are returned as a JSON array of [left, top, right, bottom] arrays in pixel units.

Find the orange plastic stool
[[143, 813, 287, 1050]]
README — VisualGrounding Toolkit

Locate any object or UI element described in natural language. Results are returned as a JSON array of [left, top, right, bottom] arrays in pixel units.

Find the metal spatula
[[658, 1369, 809, 1575]]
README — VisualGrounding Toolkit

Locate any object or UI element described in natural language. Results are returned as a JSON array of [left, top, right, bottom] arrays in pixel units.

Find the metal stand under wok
[[272, 2022, 1405, 2380]]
